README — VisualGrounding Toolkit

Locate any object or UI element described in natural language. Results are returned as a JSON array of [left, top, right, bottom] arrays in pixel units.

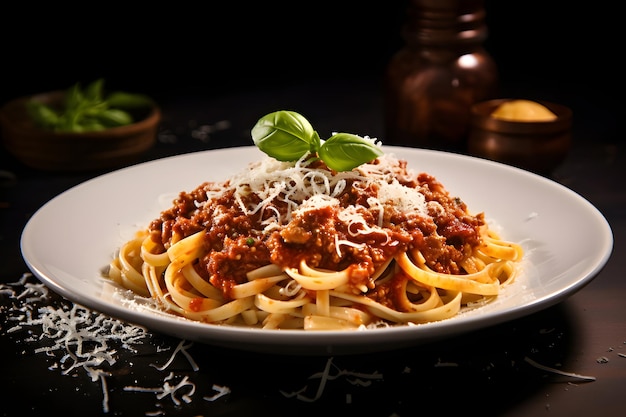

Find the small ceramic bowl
[[0, 91, 161, 172], [467, 98, 572, 175]]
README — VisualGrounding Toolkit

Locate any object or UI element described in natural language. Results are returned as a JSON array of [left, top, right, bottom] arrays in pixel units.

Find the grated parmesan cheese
[[279, 357, 383, 402], [0, 273, 231, 414], [124, 372, 196, 406], [150, 339, 199, 371], [524, 356, 596, 382], [221, 152, 428, 235], [203, 384, 232, 401]]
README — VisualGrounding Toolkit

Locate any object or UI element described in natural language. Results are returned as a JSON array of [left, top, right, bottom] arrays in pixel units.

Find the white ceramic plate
[[21, 146, 613, 355]]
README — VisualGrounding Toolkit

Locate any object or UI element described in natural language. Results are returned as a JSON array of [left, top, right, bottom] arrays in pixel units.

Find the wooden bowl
[[0, 91, 161, 172], [468, 99, 572, 175]]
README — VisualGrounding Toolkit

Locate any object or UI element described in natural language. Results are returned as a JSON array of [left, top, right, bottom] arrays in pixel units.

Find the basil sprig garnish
[[251, 110, 383, 172]]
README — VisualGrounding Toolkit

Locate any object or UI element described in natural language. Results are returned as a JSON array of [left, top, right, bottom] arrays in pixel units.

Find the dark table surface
[[1, 74, 624, 417]]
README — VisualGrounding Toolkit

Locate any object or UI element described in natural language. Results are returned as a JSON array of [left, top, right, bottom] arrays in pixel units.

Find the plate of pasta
[[21, 141, 613, 355]]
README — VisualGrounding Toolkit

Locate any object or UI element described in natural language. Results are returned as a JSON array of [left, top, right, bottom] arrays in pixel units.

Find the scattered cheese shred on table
[[124, 372, 197, 406], [279, 357, 383, 402], [524, 356, 596, 382], [151, 339, 199, 371], [0, 273, 231, 414], [204, 384, 232, 401]]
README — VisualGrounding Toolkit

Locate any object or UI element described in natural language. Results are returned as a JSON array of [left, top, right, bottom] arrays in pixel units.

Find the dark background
[[1, 4, 625, 416], [0, 1, 620, 113]]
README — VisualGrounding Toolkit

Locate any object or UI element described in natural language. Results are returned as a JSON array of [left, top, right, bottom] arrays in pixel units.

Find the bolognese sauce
[[147, 155, 485, 304]]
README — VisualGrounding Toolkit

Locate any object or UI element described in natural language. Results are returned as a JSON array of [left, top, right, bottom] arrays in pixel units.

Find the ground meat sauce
[[148, 157, 485, 305]]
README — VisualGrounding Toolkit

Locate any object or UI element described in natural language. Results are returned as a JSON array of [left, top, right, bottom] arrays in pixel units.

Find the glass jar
[[384, 0, 499, 152]]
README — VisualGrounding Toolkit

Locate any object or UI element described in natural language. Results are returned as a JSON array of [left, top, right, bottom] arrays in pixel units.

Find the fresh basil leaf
[[56, 113, 80, 132], [94, 108, 134, 127], [26, 79, 155, 132], [73, 120, 107, 132], [106, 92, 154, 109], [84, 78, 105, 103], [26, 101, 59, 128], [64, 83, 84, 112], [83, 101, 110, 116], [318, 133, 383, 172], [251, 110, 321, 161]]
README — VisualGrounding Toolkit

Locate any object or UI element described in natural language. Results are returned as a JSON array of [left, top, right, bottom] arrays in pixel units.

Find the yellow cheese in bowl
[[490, 99, 558, 122]]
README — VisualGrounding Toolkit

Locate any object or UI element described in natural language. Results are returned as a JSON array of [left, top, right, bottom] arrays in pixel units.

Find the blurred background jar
[[384, 0, 499, 153]]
